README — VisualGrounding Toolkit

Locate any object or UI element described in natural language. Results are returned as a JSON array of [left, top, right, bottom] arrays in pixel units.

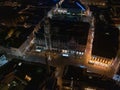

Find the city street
[[17, 49, 114, 89]]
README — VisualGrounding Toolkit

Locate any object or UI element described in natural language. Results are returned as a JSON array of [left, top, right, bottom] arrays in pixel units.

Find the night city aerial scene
[[0, 0, 120, 90]]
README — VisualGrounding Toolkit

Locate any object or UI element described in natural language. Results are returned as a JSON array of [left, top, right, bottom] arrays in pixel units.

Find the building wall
[[80, 0, 106, 6], [0, 45, 20, 56], [35, 38, 86, 52], [10, 47, 22, 56], [19, 31, 34, 56]]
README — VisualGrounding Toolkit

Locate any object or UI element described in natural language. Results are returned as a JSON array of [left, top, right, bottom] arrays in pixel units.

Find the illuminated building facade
[[80, 0, 107, 6], [35, 16, 90, 57], [34, 0, 90, 58]]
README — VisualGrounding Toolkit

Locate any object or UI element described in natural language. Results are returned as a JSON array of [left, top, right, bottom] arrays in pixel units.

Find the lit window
[[62, 49, 68, 53], [18, 62, 22, 66], [25, 75, 32, 81], [62, 54, 69, 57], [84, 87, 96, 90]]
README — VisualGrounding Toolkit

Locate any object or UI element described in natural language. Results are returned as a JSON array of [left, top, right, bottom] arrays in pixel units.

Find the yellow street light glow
[[25, 75, 32, 82], [108, 61, 112, 65]]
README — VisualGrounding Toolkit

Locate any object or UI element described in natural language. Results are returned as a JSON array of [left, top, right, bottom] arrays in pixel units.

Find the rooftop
[[50, 19, 90, 45], [0, 59, 55, 90], [36, 17, 90, 48], [92, 23, 119, 59], [0, 26, 34, 48], [62, 65, 120, 90], [0, 6, 45, 48], [61, 0, 86, 11]]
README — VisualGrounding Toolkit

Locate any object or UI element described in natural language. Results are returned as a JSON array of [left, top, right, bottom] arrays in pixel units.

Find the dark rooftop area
[[0, 6, 22, 26], [110, 0, 120, 4], [15, 62, 47, 90], [0, 5, 46, 48], [62, 65, 120, 90], [0, 26, 34, 48], [0, 6, 18, 18], [36, 18, 90, 47], [92, 23, 119, 59], [16, 0, 56, 7], [62, 65, 86, 80], [0, 59, 56, 90], [50, 19, 90, 45], [61, 0, 85, 10]]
